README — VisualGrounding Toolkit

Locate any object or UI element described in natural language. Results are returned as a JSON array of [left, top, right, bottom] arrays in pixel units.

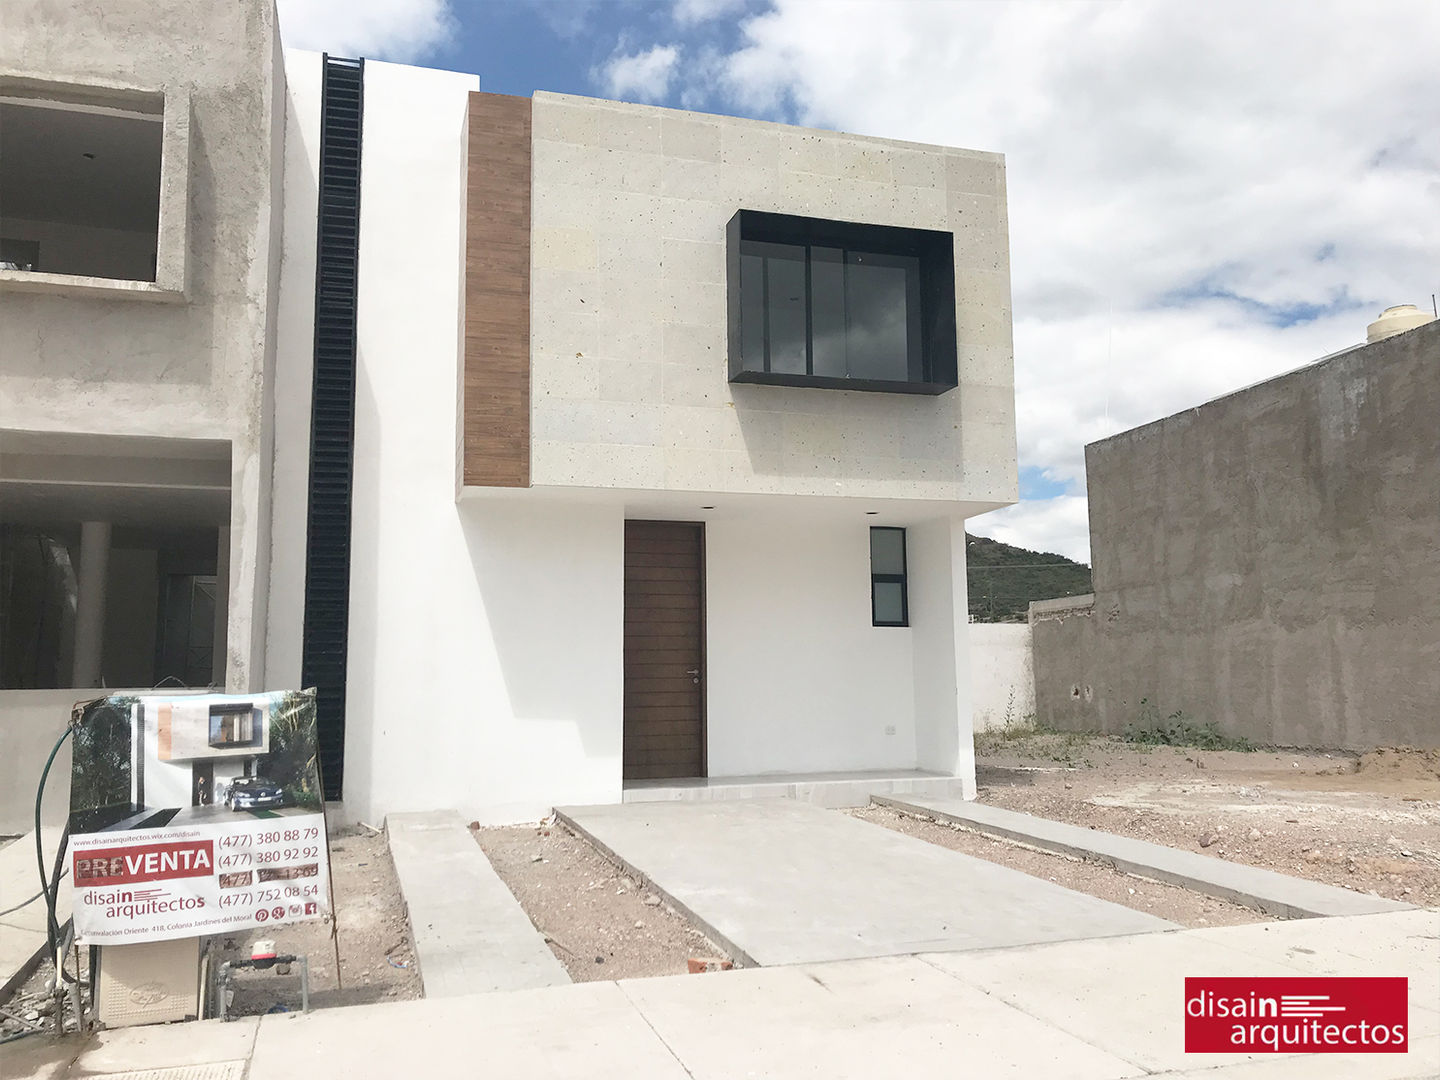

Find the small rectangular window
[[870, 527, 908, 627]]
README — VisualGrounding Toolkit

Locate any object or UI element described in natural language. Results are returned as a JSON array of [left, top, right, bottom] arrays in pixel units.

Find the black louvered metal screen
[[301, 55, 363, 799]]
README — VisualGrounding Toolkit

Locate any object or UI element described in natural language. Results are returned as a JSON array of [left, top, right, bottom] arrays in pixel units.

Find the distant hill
[[965, 533, 1092, 623]]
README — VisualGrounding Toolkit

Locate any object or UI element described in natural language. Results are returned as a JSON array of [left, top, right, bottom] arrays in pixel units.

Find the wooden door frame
[[624, 519, 707, 779]]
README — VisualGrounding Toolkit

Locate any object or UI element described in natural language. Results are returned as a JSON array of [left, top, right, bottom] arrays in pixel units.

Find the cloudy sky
[[278, 0, 1438, 562]]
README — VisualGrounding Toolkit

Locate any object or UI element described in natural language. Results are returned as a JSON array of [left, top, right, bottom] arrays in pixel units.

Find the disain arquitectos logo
[[1185, 977, 1407, 1053]]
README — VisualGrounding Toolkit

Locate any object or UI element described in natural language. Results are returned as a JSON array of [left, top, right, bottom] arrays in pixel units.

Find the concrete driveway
[[557, 798, 1176, 966]]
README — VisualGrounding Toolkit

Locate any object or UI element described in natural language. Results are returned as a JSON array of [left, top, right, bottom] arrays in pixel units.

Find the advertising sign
[[68, 690, 331, 945]]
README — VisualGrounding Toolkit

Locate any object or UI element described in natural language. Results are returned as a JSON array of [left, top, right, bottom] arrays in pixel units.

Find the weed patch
[[1123, 699, 1254, 751]]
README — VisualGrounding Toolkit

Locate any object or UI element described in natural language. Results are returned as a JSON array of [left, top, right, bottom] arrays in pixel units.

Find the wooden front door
[[623, 521, 705, 780]]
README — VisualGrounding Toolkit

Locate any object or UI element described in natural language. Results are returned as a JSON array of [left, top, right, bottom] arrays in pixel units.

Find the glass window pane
[[873, 581, 906, 625], [810, 246, 846, 378], [870, 528, 906, 575], [845, 251, 919, 381], [740, 251, 766, 373], [765, 244, 807, 375]]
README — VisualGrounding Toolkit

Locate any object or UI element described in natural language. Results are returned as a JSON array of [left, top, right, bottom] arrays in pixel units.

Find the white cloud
[[969, 496, 1093, 565], [674, 0, 749, 27], [597, 43, 683, 104], [646, 0, 1440, 560], [275, 0, 455, 63]]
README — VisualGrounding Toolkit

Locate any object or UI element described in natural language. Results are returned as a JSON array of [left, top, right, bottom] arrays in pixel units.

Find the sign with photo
[[67, 689, 332, 945]]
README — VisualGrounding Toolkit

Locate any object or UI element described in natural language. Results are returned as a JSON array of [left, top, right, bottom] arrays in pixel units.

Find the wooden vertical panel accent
[[463, 92, 531, 487], [624, 522, 707, 781]]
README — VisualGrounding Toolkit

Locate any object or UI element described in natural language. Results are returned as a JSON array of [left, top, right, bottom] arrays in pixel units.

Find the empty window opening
[[0, 96, 163, 281], [0, 432, 231, 690]]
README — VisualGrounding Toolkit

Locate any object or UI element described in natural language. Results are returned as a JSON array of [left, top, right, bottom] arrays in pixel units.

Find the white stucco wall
[[907, 517, 975, 794], [705, 510, 917, 776], [969, 622, 1035, 732], [340, 61, 623, 825], [524, 92, 1017, 507]]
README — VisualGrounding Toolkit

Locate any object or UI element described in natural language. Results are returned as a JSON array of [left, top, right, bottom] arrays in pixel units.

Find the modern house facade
[[1, 1, 1019, 830], [1031, 318, 1440, 750]]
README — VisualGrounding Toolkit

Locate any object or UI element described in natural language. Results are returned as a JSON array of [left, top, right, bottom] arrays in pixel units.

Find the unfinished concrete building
[[0, 1, 286, 825], [1031, 318, 1440, 749]]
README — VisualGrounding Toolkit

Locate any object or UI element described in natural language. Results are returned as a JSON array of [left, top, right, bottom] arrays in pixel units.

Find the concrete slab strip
[[923, 908, 1440, 1074], [0, 828, 71, 1001], [247, 980, 692, 1080], [876, 794, 1415, 919], [11, 911, 1436, 1079], [614, 952, 1148, 1080], [557, 799, 1175, 969], [69, 1016, 259, 1075], [385, 811, 569, 998]]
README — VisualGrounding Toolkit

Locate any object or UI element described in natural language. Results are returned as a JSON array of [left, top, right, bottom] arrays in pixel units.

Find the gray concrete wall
[[0, 0, 284, 692], [1033, 322, 1440, 749]]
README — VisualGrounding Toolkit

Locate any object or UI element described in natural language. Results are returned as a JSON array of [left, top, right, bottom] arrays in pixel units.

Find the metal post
[[217, 961, 233, 1022]]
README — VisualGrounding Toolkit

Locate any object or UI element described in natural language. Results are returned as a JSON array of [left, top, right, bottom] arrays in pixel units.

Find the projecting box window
[[870, 527, 909, 627], [727, 210, 958, 394]]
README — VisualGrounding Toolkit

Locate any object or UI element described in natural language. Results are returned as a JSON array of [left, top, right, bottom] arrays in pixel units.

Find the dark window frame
[[870, 527, 909, 627], [727, 210, 958, 395]]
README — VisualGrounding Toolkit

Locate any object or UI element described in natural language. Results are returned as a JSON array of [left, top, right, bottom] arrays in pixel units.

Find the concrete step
[[622, 769, 971, 808]]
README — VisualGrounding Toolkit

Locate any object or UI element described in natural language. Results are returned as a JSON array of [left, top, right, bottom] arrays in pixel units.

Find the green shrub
[[1122, 698, 1253, 751]]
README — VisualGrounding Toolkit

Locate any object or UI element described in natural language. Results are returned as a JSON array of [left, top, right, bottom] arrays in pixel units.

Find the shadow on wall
[[731, 382, 957, 484], [457, 497, 622, 758], [337, 357, 382, 811]]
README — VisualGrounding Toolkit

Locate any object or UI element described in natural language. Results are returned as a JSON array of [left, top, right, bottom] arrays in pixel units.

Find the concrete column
[[213, 525, 231, 689], [910, 517, 977, 797], [71, 520, 111, 688]]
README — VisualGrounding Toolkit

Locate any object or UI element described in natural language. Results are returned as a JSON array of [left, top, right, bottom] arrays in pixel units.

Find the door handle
[[685, 668, 701, 683]]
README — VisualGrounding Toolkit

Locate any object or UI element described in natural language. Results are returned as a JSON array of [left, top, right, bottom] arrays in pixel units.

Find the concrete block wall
[[968, 623, 1035, 732], [1031, 323, 1440, 749], [527, 92, 1018, 506]]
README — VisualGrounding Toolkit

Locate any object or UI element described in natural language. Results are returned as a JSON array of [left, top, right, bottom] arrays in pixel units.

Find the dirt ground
[[849, 805, 1266, 927], [473, 819, 730, 981], [973, 731, 1440, 909], [220, 824, 421, 1016]]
